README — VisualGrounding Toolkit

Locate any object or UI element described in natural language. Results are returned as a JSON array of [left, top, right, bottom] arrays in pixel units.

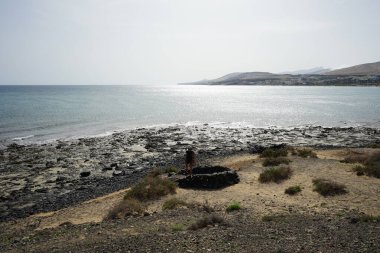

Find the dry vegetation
[[106, 172, 177, 220], [188, 214, 227, 230], [343, 151, 380, 178], [312, 178, 347, 196], [258, 166, 292, 183], [284, 185, 302, 195], [162, 198, 192, 210], [260, 147, 288, 158], [262, 157, 290, 167], [294, 148, 318, 158]]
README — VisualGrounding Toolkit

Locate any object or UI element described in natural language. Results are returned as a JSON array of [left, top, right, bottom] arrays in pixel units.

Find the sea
[[1, 85, 380, 147]]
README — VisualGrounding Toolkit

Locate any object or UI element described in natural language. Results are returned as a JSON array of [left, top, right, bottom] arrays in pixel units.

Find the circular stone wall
[[176, 166, 239, 189]]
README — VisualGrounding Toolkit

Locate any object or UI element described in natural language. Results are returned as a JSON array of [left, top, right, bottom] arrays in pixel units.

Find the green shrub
[[260, 148, 288, 158], [125, 175, 176, 201], [296, 148, 317, 158], [262, 157, 290, 167], [105, 198, 145, 220], [312, 178, 347, 196], [171, 223, 185, 231], [226, 202, 241, 212], [189, 214, 226, 230], [258, 166, 292, 183], [284, 185, 302, 195], [163, 198, 191, 210]]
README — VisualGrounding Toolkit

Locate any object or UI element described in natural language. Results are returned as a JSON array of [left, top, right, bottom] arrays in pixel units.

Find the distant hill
[[180, 61, 380, 86], [325, 61, 380, 75], [280, 67, 331, 75]]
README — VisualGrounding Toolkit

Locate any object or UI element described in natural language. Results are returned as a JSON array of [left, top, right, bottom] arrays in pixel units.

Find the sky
[[0, 0, 380, 85]]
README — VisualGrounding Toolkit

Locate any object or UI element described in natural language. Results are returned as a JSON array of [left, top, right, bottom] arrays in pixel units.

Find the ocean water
[[0, 85, 380, 147]]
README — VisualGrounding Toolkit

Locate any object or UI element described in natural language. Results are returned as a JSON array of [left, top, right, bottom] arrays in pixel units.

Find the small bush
[[171, 223, 185, 231], [258, 166, 292, 183], [312, 178, 347, 196], [285, 185, 302, 195], [105, 198, 145, 220], [226, 202, 241, 212], [125, 175, 177, 201], [260, 148, 288, 158], [296, 148, 317, 158], [164, 167, 178, 173], [188, 214, 226, 230], [163, 198, 191, 210], [352, 164, 366, 176], [262, 157, 290, 167], [363, 153, 380, 178]]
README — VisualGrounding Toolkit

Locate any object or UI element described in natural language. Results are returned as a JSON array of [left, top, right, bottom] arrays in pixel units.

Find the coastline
[[1, 124, 379, 222]]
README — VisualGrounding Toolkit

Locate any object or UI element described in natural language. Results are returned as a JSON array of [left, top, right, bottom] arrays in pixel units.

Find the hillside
[[180, 61, 380, 86], [325, 61, 380, 75]]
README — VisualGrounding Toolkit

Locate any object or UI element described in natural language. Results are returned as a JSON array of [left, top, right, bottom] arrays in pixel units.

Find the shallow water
[[0, 85, 379, 146]]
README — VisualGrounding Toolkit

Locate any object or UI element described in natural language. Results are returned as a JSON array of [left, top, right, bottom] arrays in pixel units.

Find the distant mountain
[[281, 67, 331, 75], [180, 61, 380, 86], [325, 61, 380, 75]]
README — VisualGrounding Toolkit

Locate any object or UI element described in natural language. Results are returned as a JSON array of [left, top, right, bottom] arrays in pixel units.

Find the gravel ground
[[1, 209, 378, 253]]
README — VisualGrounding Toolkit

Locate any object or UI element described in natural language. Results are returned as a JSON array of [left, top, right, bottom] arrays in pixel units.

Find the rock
[[249, 144, 265, 154], [80, 171, 91, 178], [110, 163, 118, 168], [112, 170, 124, 176], [102, 167, 112, 171], [177, 166, 239, 189]]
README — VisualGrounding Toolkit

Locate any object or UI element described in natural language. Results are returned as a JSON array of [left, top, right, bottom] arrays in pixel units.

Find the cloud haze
[[0, 0, 379, 84]]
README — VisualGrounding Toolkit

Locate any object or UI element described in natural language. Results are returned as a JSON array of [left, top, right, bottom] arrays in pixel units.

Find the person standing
[[185, 148, 196, 176]]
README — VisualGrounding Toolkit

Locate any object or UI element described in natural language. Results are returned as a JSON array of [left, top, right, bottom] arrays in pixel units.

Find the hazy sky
[[0, 0, 379, 85]]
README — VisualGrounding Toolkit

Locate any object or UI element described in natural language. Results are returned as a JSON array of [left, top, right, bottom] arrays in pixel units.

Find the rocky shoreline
[[1, 124, 379, 221]]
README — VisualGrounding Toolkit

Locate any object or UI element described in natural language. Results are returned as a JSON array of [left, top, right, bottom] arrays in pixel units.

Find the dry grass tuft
[[295, 148, 318, 158], [105, 198, 145, 220], [163, 198, 192, 210], [188, 214, 226, 230]]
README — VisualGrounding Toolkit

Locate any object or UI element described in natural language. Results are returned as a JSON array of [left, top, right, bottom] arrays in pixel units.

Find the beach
[[0, 124, 379, 252]]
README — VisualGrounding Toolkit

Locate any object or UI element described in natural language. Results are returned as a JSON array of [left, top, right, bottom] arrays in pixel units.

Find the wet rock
[[112, 170, 124, 176], [80, 171, 91, 178]]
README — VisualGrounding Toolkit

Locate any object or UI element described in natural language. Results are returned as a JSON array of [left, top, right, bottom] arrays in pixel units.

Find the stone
[[80, 171, 91, 177]]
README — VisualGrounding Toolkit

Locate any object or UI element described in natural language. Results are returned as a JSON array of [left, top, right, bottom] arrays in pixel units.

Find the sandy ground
[[5, 148, 379, 232]]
